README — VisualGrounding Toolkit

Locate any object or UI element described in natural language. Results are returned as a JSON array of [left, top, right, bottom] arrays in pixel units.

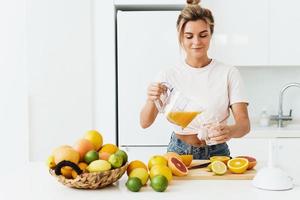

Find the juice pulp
[[167, 111, 201, 128]]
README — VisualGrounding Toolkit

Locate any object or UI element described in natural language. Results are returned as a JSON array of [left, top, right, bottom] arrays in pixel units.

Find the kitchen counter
[[245, 124, 300, 138], [1, 162, 299, 200]]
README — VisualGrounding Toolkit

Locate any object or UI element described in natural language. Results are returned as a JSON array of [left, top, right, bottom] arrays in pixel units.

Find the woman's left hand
[[208, 124, 233, 144]]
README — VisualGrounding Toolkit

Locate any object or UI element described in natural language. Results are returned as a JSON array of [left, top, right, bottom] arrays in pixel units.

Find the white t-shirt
[[155, 59, 249, 128]]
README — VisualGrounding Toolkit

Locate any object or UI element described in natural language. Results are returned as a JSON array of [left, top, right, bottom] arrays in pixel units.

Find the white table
[[1, 162, 299, 200]]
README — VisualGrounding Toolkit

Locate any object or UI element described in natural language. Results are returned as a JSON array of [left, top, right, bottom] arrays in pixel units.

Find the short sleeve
[[228, 67, 249, 106]]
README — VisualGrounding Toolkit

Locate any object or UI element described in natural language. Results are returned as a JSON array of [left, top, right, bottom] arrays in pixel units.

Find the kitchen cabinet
[[269, 0, 300, 65], [201, 0, 269, 66]]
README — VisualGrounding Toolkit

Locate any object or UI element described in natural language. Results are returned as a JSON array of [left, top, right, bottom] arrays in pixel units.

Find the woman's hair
[[177, 0, 214, 46]]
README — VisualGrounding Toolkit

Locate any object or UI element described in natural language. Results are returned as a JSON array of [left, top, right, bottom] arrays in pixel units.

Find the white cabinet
[[269, 0, 300, 65], [201, 0, 269, 66]]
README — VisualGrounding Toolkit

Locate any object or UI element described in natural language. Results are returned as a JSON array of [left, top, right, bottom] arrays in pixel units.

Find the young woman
[[140, 0, 250, 159]]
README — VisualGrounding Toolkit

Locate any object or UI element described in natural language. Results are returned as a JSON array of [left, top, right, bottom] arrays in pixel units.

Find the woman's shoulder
[[212, 59, 239, 72]]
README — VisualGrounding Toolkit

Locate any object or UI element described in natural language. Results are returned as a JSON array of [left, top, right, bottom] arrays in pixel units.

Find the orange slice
[[227, 158, 249, 174], [179, 155, 193, 167]]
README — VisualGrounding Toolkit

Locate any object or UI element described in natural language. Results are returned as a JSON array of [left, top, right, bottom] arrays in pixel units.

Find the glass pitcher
[[154, 83, 204, 134]]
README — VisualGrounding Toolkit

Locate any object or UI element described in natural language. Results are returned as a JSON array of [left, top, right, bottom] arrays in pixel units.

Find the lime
[[211, 161, 227, 175], [108, 154, 123, 168], [126, 177, 142, 192], [150, 175, 168, 192], [115, 150, 128, 165], [129, 168, 149, 185], [84, 150, 99, 164]]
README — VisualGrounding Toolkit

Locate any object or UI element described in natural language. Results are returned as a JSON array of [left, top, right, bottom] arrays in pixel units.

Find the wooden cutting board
[[174, 160, 256, 180]]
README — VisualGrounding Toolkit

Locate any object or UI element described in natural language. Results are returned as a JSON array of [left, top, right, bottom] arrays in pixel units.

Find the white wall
[[26, 0, 93, 161], [0, 0, 28, 170]]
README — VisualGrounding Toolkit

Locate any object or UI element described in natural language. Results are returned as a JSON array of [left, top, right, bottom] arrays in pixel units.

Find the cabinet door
[[117, 11, 180, 146], [201, 0, 269, 66], [269, 0, 300, 65]]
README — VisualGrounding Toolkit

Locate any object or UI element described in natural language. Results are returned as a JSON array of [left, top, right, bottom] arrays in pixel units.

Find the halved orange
[[210, 156, 231, 164], [227, 158, 249, 174], [179, 155, 193, 167]]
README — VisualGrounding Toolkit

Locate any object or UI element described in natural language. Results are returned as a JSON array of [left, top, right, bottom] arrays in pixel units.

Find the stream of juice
[[167, 111, 201, 128]]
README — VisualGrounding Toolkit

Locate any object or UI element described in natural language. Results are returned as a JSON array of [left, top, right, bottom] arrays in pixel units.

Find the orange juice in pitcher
[[167, 111, 201, 128]]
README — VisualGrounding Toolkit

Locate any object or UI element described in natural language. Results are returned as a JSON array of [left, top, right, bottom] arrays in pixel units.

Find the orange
[[99, 144, 119, 154], [71, 162, 88, 179], [127, 160, 148, 176], [61, 166, 73, 179], [148, 155, 167, 170], [149, 165, 173, 182], [84, 130, 103, 151], [227, 158, 249, 174], [210, 156, 231, 164], [179, 155, 193, 167]]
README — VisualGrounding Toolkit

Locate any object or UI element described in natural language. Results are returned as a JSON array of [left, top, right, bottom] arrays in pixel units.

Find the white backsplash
[[236, 66, 300, 125]]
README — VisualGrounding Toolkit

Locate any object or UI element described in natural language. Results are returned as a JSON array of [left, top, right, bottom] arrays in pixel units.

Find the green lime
[[115, 150, 128, 165], [150, 175, 168, 192], [126, 177, 142, 192], [108, 154, 123, 168], [84, 150, 99, 164]]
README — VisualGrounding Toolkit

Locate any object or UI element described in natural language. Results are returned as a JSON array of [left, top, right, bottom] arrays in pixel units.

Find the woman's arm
[[140, 83, 166, 128], [209, 103, 250, 143]]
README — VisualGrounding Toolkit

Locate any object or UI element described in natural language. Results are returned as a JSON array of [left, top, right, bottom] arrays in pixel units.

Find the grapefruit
[[73, 139, 95, 161], [168, 156, 188, 176], [236, 156, 257, 170]]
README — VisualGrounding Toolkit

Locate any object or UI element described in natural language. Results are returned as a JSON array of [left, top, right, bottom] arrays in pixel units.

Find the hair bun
[[187, 0, 200, 5]]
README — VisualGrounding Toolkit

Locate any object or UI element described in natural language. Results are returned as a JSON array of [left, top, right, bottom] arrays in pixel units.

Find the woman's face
[[182, 19, 212, 60]]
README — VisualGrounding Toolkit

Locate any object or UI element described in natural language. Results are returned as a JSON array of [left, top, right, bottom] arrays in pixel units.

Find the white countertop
[[1, 162, 299, 200], [245, 124, 300, 138]]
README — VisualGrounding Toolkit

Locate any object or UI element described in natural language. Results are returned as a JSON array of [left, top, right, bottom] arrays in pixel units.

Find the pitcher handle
[[154, 82, 173, 113]]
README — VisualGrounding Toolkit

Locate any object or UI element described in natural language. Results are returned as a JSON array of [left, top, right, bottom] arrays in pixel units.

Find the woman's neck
[[185, 56, 211, 68]]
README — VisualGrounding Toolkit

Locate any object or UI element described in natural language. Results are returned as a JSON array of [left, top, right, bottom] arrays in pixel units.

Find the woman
[[140, 0, 250, 159]]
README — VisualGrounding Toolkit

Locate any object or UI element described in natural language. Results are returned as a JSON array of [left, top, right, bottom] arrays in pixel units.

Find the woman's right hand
[[147, 82, 167, 102]]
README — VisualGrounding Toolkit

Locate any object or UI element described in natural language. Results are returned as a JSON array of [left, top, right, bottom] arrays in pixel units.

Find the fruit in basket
[[99, 152, 111, 161], [87, 160, 111, 172], [236, 156, 257, 170], [53, 146, 80, 164], [210, 156, 231, 164], [129, 168, 149, 185], [148, 155, 168, 170], [72, 162, 88, 179], [168, 156, 188, 176], [127, 160, 148, 176], [126, 177, 143, 192], [150, 165, 172, 182], [108, 154, 123, 168], [179, 154, 193, 167], [211, 161, 227, 175], [54, 160, 83, 177], [84, 130, 103, 151], [227, 158, 249, 174], [46, 155, 56, 169], [115, 150, 128, 165], [84, 150, 99, 164], [99, 144, 119, 154], [73, 139, 95, 160], [150, 175, 168, 192]]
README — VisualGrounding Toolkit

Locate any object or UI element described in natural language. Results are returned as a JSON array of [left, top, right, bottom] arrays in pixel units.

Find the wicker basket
[[49, 163, 128, 189]]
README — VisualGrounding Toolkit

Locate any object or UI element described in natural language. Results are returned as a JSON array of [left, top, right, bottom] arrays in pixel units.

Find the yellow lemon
[[227, 158, 249, 174], [127, 160, 148, 176], [148, 155, 167, 170], [129, 168, 149, 185], [84, 130, 103, 151], [150, 165, 172, 182], [211, 161, 227, 175]]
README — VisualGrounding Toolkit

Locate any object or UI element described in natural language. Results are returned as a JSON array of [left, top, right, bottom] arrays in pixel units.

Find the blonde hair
[[177, 0, 214, 46]]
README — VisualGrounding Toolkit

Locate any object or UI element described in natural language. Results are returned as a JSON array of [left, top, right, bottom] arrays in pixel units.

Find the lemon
[[148, 155, 167, 170], [211, 161, 227, 175], [150, 175, 168, 192], [126, 177, 142, 192], [129, 168, 149, 185], [84, 130, 103, 151], [46, 155, 56, 169], [150, 165, 172, 182], [87, 160, 111, 172], [210, 156, 231, 164]]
